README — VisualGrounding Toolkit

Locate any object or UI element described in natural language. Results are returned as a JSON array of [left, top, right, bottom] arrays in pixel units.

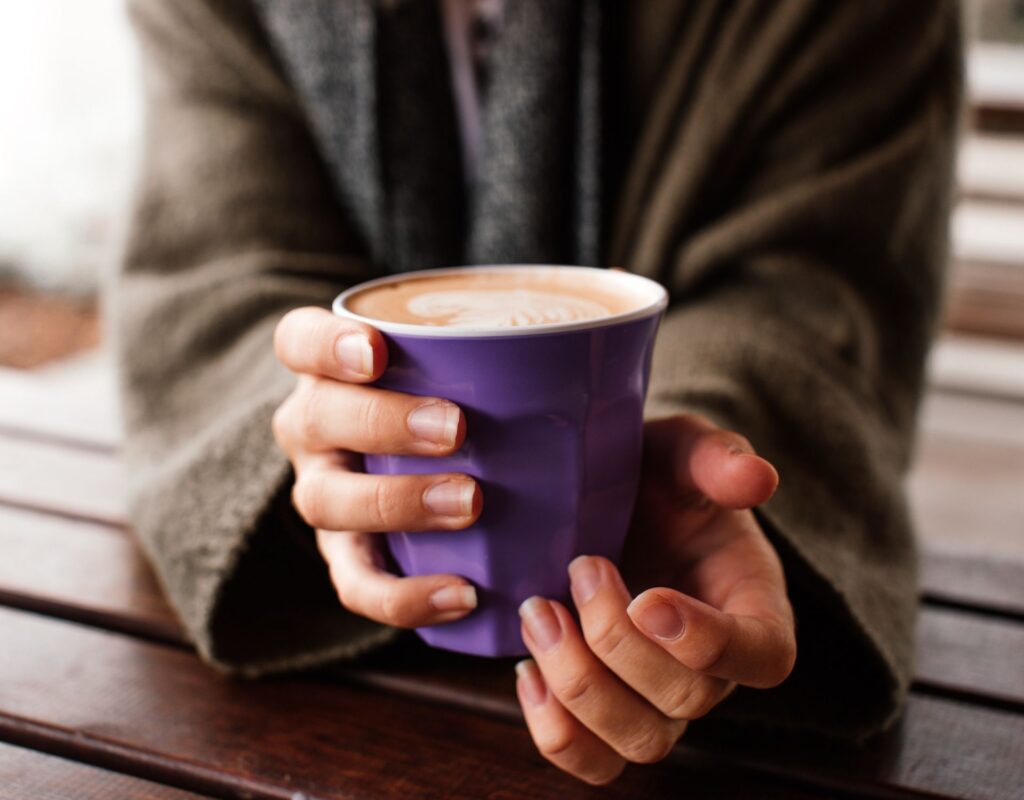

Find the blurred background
[[0, 1, 1021, 565]]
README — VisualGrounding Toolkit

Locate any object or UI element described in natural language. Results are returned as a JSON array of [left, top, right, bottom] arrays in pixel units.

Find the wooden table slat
[[0, 436, 124, 525], [0, 506, 176, 641], [922, 549, 1024, 620], [915, 607, 1024, 709], [689, 693, 1024, 800], [0, 356, 120, 453], [958, 134, 1024, 203], [1, 603, 1022, 800], [0, 606, 830, 800], [0, 741, 210, 800]]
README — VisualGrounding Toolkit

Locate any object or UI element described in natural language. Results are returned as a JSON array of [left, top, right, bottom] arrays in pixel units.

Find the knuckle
[[378, 588, 413, 628], [356, 392, 392, 443], [368, 479, 403, 530], [663, 683, 712, 721], [582, 616, 631, 663], [555, 671, 598, 710], [298, 380, 328, 444], [378, 590, 399, 624], [535, 727, 577, 760], [293, 472, 329, 528], [619, 725, 676, 765], [690, 618, 733, 674]]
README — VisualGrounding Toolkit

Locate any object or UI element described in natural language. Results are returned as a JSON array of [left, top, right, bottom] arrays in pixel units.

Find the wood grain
[[924, 341, 1024, 407], [688, 694, 1024, 800], [0, 435, 124, 525], [0, 741, 209, 800], [0, 606, 819, 800], [909, 424, 1024, 562], [0, 354, 120, 451], [0, 506, 179, 643], [969, 46, 1024, 115], [915, 607, 1024, 709], [922, 549, 1024, 620], [944, 261, 1024, 343], [953, 201, 1024, 267], [958, 134, 1024, 203], [0, 604, 1022, 800]]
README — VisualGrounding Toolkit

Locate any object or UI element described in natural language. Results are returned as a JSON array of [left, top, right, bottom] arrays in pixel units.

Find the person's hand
[[272, 307, 482, 627], [514, 414, 796, 785]]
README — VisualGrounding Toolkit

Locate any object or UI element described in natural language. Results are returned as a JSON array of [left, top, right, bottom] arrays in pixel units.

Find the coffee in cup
[[344, 266, 654, 330]]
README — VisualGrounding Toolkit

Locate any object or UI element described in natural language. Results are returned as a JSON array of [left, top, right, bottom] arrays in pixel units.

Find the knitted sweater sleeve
[[614, 0, 962, 739], [115, 0, 400, 675]]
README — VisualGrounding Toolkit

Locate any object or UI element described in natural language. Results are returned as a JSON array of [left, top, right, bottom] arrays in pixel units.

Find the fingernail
[[633, 599, 685, 641], [407, 402, 460, 446], [518, 596, 562, 652], [568, 556, 601, 606], [429, 584, 477, 612], [515, 659, 548, 707], [336, 334, 373, 378], [423, 480, 476, 517]]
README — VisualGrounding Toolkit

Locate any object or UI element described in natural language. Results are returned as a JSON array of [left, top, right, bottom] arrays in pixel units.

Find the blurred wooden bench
[[948, 42, 1024, 340]]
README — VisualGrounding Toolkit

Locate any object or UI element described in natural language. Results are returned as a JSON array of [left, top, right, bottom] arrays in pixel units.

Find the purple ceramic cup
[[333, 265, 668, 657]]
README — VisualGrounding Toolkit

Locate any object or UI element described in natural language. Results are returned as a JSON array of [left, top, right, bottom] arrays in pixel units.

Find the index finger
[[274, 306, 387, 382], [317, 528, 478, 628]]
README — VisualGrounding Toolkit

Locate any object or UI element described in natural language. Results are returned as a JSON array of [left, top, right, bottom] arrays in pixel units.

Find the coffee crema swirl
[[346, 268, 646, 329], [405, 289, 611, 328]]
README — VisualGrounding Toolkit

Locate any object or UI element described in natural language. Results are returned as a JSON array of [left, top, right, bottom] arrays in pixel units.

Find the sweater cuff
[[129, 392, 401, 677]]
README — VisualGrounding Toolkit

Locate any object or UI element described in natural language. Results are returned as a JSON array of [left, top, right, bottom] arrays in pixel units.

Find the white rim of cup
[[331, 264, 669, 338]]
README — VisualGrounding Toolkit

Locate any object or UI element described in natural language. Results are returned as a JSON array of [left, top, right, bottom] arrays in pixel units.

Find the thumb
[[644, 415, 779, 509]]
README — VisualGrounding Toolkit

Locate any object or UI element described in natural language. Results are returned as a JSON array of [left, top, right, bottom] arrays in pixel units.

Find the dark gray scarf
[[253, 0, 602, 273]]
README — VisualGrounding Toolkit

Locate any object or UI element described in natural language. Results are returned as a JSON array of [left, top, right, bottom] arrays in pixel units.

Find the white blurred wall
[[0, 0, 140, 293]]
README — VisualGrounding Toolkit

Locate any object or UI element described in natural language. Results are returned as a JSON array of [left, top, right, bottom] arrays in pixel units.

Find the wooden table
[[0, 361, 1022, 799]]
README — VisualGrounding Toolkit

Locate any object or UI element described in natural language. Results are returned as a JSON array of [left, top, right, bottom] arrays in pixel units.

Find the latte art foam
[[343, 267, 654, 330], [405, 289, 612, 328]]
